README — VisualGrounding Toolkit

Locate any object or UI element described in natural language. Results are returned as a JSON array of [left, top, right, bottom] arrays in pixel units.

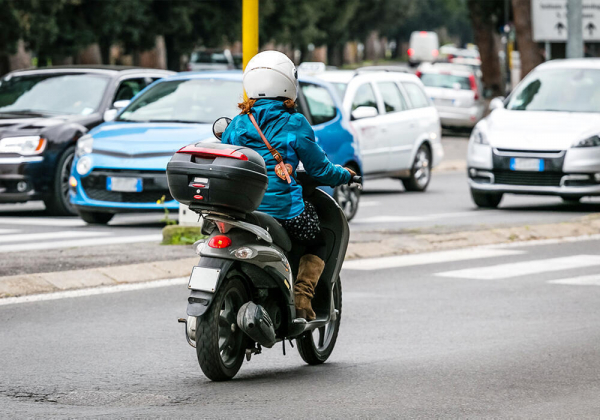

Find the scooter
[[168, 117, 362, 381]]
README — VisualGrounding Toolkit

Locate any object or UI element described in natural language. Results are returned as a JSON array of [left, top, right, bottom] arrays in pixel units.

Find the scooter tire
[[296, 278, 342, 365], [195, 276, 248, 381]]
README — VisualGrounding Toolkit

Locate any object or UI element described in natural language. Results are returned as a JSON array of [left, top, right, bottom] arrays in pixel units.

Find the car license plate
[[510, 158, 544, 172], [106, 177, 143, 192], [188, 266, 220, 292]]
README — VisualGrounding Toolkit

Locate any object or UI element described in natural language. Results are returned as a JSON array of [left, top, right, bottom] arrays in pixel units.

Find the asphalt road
[[2, 237, 600, 418], [1, 135, 599, 275]]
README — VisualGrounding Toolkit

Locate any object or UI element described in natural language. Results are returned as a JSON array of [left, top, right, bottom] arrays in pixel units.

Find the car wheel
[[561, 196, 583, 204], [333, 165, 361, 221], [402, 144, 431, 192], [44, 146, 77, 216], [78, 210, 114, 225], [471, 189, 503, 208]]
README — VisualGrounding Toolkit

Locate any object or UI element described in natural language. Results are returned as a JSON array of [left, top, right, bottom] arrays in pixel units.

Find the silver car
[[467, 59, 600, 208], [418, 64, 485, 128]]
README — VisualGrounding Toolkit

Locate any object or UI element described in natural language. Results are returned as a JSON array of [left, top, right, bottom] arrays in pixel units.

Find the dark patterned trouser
[[276, 201, 327, 259]]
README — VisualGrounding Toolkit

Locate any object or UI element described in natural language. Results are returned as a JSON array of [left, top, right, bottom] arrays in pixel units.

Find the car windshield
[[332, 83, 347, 99], [118, 79, 242, 124], [0, 73, 109, 115], [506, 68, 600, 113], [420, 73, 471, 90]]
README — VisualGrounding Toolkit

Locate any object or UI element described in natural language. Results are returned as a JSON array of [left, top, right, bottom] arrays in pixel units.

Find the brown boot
[[294, 254, 325, 321]]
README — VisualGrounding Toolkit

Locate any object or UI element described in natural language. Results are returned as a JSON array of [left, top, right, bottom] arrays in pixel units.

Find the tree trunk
[[512, 0, 543, 77], [164, 35, 181, 71], [468, 1, 503, 97], [327, 43, 344, 67], [99, 39, 111, 65]]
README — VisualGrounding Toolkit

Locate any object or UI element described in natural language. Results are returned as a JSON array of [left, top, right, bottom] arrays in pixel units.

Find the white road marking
[[0, 277, 187, 306], [549, 274, 600, 286], [0, 229, 17, 235], [0, 234, 162, 253], [352, 211, 493, 224], [0, 217, 86, 227], [0, 230, 110, 244], [358, 201, 381, 208], [343, 248, 524, 271], [436, 255, 600, 280]]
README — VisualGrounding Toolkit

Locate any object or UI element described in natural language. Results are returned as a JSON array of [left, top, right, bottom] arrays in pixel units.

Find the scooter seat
[[246, 211, 292, 252]]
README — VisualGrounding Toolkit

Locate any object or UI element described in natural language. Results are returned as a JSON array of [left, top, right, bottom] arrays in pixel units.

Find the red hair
[[238, 98, 296, 114]]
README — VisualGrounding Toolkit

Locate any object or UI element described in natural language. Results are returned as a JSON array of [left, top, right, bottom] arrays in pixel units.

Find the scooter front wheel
[[296, 278, 342, 365], [196, 276, 248, 381]]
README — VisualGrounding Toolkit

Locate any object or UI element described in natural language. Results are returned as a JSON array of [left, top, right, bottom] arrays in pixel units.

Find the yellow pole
[[242, 0, 259, 70]]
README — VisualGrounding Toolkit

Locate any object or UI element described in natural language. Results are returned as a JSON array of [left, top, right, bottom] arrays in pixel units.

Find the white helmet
[[243, 51, 298, 101]]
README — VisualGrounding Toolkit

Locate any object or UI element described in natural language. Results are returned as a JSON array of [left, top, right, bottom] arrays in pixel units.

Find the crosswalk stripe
[[0, 229, 18, 235], [435, 255, 600, 280], [0, 234, 162, 253], [548, 274, 600, 286], [0, 231, 110, 244], [0, 217, 86, 227], [343, 248, 525, 271]]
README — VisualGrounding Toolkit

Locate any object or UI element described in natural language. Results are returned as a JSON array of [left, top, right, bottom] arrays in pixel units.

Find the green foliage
[[162, 225, 206, 245]]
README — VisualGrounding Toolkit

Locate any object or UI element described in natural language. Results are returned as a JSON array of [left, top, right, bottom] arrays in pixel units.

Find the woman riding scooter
[[221, 50, 355, 321]]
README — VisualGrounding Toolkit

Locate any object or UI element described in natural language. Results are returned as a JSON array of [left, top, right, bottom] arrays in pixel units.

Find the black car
[[0, 66, 174, 215]]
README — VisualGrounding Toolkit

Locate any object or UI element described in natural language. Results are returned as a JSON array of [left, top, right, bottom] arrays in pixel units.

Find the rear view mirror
[[212, 117, 232, 140], [104, 100, 131, 122], [489, 97, 505, 112], [351, 106, 378, 120]]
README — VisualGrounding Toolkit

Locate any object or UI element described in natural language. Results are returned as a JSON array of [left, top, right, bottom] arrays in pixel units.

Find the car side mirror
[[489, 97, 505, 111], [351, 106, 378, 120], [103, 100, 132, 122], [212, 116, 232, 140]]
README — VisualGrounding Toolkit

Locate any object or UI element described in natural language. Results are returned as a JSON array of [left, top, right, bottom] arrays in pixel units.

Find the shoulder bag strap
[[248, 113, 294, 184]]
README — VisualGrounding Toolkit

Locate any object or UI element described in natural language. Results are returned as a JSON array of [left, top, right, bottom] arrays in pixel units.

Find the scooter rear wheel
[[196, 276, 248, 381], [296, 278, 342, 365]]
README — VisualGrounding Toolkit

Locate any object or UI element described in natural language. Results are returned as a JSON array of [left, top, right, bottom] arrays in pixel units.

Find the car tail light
[[432, 49, 439, 58], [407, 48, 414, 57], [208, 235, 232, 249], [178, 145, 248, 161], [415, 71, 422, 78], [420, 31, 428, 36], [447, 54, 454, 62], [469, 74, 479, 101]]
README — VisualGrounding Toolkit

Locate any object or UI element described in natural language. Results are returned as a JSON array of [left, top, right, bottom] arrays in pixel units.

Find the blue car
[[70, 71, 362, 224]]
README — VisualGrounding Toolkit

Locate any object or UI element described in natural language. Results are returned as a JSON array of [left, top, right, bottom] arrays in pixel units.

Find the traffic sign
[[532, 0, 600, 41]]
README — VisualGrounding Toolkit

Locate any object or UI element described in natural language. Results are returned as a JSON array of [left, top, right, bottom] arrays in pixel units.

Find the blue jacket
[[221, 99, 351, 220]]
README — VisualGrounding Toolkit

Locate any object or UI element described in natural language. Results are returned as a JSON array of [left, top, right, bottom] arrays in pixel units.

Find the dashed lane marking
[[0, 230, 110, 244], [343, 248, 525, 271], [0, 217, 86, 227], [549, 274, 600, 286], [435, 255, 600, 280], [0, 234, 162, 253]]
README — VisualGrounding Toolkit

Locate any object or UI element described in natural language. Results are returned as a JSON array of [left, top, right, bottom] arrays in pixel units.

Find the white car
[[315, 69, 443, 191], [467, 59, 600, 208], [408, 31, 440, 66]]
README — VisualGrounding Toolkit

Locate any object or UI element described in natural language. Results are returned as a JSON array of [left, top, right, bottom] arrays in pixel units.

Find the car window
[[300, 82, 337, 125], [351, 83, 378, 112], [420, 73, 471, 90], [402, 82, 430, 108], [377, 82, 408, 113], [114, 78, 147, 103]]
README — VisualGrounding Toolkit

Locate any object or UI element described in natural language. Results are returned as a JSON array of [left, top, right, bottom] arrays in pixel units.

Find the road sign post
[[567, 0, 584, 58], [242, 0, 259, 70]]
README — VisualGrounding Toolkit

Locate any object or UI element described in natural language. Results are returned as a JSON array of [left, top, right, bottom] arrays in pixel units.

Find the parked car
[[467, 59, 600, 208], [187, 49, 236, 71], [315, 69, 443, 192], [408, 31, 439, 66], [417, 63, 485, 129], [70, 71, 363, 224], [0, 66, 173, 215]]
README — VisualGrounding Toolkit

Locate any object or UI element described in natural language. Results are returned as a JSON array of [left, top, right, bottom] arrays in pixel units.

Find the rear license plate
[[106, 177, 143, 192], [188, 266, 220, 292], [510, 158, 544, 172]]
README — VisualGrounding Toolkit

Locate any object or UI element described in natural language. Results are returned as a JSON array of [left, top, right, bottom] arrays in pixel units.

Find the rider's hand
[[344, 167, 357, 178]]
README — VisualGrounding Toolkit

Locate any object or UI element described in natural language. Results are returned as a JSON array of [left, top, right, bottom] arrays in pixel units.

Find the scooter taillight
[[208, 235, 232, 249]]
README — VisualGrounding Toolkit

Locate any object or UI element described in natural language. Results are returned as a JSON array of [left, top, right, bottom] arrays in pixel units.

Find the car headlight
[[470, 127, 489, 145], [76, 155, 92, 176], [76, 134, 93, 157], [572, 135, 600, 148], [0, 136, 47, 155]]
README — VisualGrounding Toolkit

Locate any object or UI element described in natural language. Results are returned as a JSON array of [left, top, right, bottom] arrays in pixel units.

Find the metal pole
[[242, 0, 259, 70], [567, 0, 584, 58], [545, 41, 551, 61]]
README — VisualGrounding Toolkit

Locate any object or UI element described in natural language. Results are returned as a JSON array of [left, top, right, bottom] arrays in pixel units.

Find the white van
[[408, 31, 440, 66]]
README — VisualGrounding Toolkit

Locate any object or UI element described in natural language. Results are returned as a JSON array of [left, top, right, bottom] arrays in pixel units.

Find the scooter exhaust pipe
[[237, 301, 276, 348]]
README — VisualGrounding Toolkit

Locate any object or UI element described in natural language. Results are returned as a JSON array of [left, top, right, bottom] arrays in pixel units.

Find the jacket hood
[[90, 121, 215, 155], [485, 109, 600, 150], [246, 99, 295, 141]]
